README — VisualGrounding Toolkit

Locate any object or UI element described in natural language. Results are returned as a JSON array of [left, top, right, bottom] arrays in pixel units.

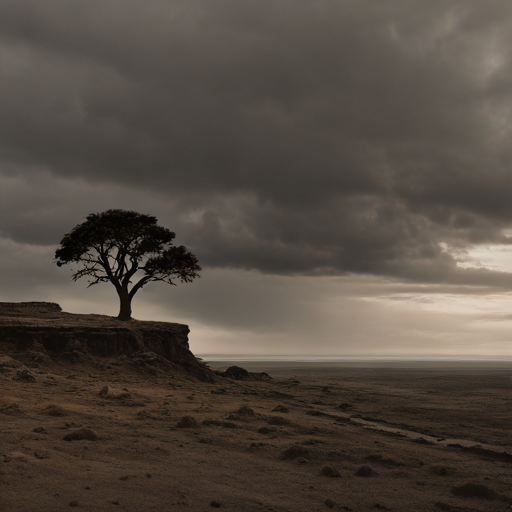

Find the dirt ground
[[1, 354, 511, 512]]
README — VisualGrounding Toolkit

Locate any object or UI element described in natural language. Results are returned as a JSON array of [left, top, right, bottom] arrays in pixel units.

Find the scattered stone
[[119, 475, 129, 481], [0, 403, 24, 416], [63, 429, 99, 441], [258, 427, 275, 435], [33, 427, 45, 433], [3, 451, 29, 463], [338, 403, 352, 410], [324, 499, 337, 509], [44, 405, 68, 417], [250, 372, 272, 381], [280, 445, 309, 460], [250, 442, 267, 449], [267, 416, 290, 426], [13, 368, 37, 382], [451, 483, 499, 501], [321, 466, 341, 477], [31, 352, 51, 365], [306, 410, 326, 417], [0, 355, 21, 371], [431, 466, 451, 476], [69, 501, 79, 507], [365, 454, 403, 468], [355, 465, 376, 477], [298, 457, 308, 464], [211, 388, 227, 395], [203, 420, 237, 429], [373, 504, 391, 510], [228, 405, 255, 420], [176, 416, 199, 428], [210, 501, 221, 508], [98, 385, 131, 400], [414, 437, 434, 445], [272, 405, 289, 413], [34, 451, 50, 459]]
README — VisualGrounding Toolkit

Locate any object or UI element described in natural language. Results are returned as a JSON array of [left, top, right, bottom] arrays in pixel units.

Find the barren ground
[[1, 354, 511, 512]]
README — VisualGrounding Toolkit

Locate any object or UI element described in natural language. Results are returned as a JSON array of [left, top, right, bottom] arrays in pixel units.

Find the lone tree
[[55, 209, 201, 321]]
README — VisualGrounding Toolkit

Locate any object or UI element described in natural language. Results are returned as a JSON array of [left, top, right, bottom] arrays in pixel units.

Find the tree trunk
[[117, 288, 132, 321]]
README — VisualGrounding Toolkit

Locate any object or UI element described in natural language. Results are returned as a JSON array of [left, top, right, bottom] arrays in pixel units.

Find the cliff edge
[[0, 302, 213, 381]]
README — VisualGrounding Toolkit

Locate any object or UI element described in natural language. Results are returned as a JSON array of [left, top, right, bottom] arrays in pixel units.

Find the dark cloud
[[1, 0, 512, 287]]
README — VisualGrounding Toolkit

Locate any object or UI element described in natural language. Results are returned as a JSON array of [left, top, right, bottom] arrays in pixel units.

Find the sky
[[1, 0, 512, 358]]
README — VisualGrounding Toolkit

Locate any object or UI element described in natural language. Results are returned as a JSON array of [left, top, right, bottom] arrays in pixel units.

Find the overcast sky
[[1, 0, 512, 357]]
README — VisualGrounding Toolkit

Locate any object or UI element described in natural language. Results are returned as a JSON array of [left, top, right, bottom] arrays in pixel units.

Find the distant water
[[199, 354, 512, 374]]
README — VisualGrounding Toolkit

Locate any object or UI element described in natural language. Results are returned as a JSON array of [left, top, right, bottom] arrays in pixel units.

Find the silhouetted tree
[[55, 209, 201, 321]]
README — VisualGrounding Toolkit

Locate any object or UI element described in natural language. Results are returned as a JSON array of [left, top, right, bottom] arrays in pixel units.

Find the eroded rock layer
[[0, 302, 212, 381]]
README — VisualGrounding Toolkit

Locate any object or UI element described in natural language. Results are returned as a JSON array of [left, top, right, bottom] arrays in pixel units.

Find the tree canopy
[[55, 209, 201, 320]]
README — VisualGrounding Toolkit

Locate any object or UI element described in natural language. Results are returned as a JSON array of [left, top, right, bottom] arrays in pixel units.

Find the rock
[[0, 355, 21, 372], [355, 465, 377, 477], [33, 427, 45, 433], [267, 416, 290, 426], [218, 366, 272, 381], [44, 404, 68, 417], [3, 451, 30, 463], [365, 454, 403, 468], [0, 403, 24, 416], [202, 419, 237, 429], [324, 499, 337, 509], [219, 366, 250, 380], [321, 466, 341, 477], [451, 483, 499, 500], [30, 352, 52, 365], [210, 501, 221, 508], [13, 369, 36, 382], [258, 427, 275, 435], [98, 385, 131, 400], [176, 416, 199, 428], [413, 437, 434, 445], [227, 405, 256, 420], [272, 405, 289, 413], [63, 429, 99, 441], [280, 445, 309, 460]]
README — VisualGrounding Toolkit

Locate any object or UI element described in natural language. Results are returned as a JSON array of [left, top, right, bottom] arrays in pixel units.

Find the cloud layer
[[1, 1, 512, 356], [2, 1, 512, 285]]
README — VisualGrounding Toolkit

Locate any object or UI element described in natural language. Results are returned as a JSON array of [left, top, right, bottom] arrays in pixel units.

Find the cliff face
[[0, 302, 213, 381]]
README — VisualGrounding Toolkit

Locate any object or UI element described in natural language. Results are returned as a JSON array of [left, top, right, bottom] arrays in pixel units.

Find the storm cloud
[[1, 1, 512, 355]]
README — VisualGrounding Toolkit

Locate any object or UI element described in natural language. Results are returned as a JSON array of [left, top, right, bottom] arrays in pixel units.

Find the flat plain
[[1, 355, 511, 512]]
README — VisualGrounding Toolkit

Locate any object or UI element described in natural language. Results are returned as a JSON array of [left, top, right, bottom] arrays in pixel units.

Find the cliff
[[0, 302, 213, 381]]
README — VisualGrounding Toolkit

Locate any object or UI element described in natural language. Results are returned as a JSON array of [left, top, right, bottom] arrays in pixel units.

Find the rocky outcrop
[[0, 302, 213, 381]]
